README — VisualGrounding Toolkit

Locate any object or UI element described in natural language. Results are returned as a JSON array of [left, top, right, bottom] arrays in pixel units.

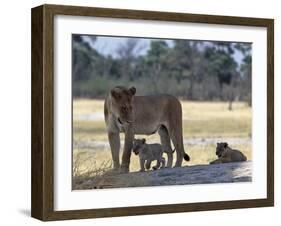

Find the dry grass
[[182, 101, 251, 138], [72, 150, 112, 189], [182, 101, 251, 120], [73, 100, 251, 142], [72, 99, 252, 183], [73, 143, 251, 175], [73, 99, 104, 115], [73, 150, 112, 178]]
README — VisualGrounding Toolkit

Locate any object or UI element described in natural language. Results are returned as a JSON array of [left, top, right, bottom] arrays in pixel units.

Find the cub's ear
[[129, 87, 136, 96], [142, 138, 146, 144], [111, 90, 121, 99], [223, 142, 228, 148]]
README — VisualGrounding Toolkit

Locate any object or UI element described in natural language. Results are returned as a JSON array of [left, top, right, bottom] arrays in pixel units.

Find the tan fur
[[210, 142, 247, 164], [104, 86, 190, 173], [133, 138, 165, 171]]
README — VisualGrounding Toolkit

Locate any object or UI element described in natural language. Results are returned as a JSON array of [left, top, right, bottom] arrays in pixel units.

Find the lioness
[[133, 138, 166, 171], [210, 142, 247, 164], [104, 86, 190, 173]]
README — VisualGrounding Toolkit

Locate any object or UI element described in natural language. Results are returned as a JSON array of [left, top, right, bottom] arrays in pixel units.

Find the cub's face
[[216, 142, 228, 157], [132, 138, 146, 155], [110, 86, 136, 125]]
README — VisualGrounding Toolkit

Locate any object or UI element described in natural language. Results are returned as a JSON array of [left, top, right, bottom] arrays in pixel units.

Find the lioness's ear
[[142, 138, 146, 143], [129, 87, 136, 96], [111, 90, 121, 99]]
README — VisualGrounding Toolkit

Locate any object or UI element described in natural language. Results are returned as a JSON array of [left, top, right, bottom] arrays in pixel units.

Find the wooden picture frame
[[31, 4, 274, 221]]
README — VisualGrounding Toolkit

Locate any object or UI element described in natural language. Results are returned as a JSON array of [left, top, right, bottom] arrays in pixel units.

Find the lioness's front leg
[[120, 125, 134, 173], [108, 132, 120, 170]]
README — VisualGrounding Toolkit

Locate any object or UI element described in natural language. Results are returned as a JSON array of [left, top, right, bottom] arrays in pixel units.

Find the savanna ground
[[73, 99, 252, 189]]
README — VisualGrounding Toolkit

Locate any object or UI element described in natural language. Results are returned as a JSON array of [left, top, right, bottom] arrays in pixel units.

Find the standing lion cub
[[210, 142, 247, 164], [133, 138, 167, 172]]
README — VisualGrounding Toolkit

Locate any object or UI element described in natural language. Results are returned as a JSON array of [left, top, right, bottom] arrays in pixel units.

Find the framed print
[[31, 4, 274, 221]]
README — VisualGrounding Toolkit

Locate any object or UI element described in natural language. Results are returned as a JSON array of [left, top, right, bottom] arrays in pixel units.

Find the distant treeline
[[72, 35, 251, 107]]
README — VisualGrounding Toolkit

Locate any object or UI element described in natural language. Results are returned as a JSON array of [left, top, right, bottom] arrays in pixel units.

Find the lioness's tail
[[184, 152, 190, 161], [169, 149, 190, 161]]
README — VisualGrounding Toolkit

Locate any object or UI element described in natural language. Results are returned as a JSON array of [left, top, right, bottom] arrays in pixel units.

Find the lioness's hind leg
[[169, 127, 184, 167], [158, 125, 173, 168]]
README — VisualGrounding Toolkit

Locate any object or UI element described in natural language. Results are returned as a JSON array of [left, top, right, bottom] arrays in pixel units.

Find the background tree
[[143, 40, 169, 93], [72, 35, 252, 108], [235, 43, 252, 106], [116, 39, 140, 81], [204, 42, 239, 109]]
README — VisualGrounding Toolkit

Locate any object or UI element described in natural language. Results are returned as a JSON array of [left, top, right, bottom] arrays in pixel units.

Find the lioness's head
[[216, 142, 228, 157], [110, 86, 136, 124], [132, 138, 146, 155]]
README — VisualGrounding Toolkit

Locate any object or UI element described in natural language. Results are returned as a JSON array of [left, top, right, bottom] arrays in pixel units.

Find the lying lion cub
[[210, 142, 247, 164], [133, 138, 167, 172]]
